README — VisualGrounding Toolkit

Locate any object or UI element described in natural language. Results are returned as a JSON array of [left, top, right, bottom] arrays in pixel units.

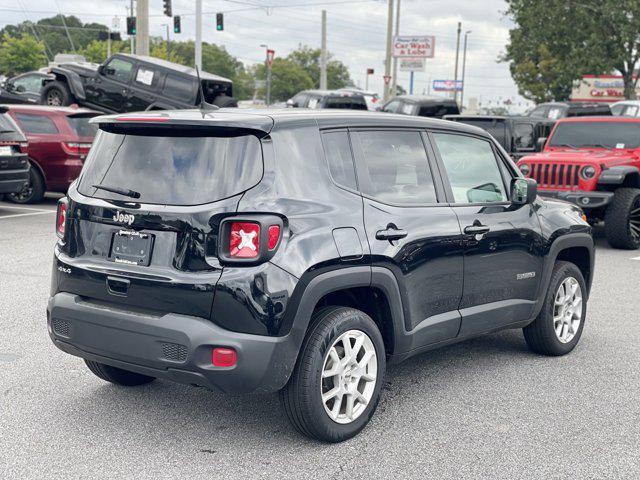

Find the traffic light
[[126, 16, 136, 35], [173, 15, 181, 34], [163, 0, 172, 17], [216, 13, 224, 31]]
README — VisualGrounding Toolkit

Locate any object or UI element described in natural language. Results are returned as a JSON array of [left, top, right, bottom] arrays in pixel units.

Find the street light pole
[[195, 0, 202, 69], [261, 44, 272, 105], [460, 30, 471, 112], [391, 0, 401, 97], [383, 0, 394, 101], [453, 21, 461, 103]]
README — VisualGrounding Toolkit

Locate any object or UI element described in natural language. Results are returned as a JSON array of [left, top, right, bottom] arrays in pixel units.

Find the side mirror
[[536, 136, 547, 151], [15, 85, 26, 93], [98, 65, 105, 75], [511, 177, 537, 205], [286, 99, 295, 107]]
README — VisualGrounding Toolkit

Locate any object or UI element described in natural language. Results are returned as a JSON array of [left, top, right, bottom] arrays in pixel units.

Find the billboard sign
[[393, 35, 435, 58], [432, 79, 462, 92], [399, 58, 426, 72]]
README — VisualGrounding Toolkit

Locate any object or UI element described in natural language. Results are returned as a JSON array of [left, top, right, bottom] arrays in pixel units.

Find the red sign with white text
[[393, 36, 435, 58]]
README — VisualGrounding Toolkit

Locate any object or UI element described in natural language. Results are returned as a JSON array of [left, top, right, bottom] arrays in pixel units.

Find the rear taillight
[[218, 215, 284, 265], [62, 142, 92, 156], [19, 142, 28, 151], [230, 222, 260, 258], [56, 199, 68, 239]]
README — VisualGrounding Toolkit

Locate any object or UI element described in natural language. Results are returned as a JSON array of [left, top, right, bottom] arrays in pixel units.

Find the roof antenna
[[195, 65, 219, 115]]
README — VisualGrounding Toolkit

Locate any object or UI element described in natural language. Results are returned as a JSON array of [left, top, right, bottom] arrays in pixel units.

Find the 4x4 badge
[[112, 211, 135, 225]]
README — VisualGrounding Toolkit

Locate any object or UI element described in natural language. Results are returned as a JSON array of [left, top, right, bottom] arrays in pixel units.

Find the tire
[[523, 261, 587, 356], [7, 165, 45, 204], [84, 360, 156, 386], [212, 95, 238, 108], [604, 187, 640, 249], [41, 81, 72, 107], [280, 306, 386, 443]]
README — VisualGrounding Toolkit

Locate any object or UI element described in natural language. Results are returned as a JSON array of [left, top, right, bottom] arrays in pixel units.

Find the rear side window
[[67, 115, 98, 137], [354, 131, 437, 205], [14, 113, 59, 134], [163, 74, 196, 101], [382, 100, 401, 113], [321, 131, 357, 190], [78, 130, 263, 206], [514, 123, 534, 149], [322, 97, 368, 110]]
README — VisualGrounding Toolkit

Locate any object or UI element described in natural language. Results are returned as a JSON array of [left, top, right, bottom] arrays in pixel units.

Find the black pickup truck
[[444, 115, 556, 160], [41, 54, 237, 113]]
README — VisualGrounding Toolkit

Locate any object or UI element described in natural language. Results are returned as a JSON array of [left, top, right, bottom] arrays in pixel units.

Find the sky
[[0, 0, 535, 112]]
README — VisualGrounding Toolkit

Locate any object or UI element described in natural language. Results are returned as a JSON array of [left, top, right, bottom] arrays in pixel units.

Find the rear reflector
[[229, 222, 260, 258], [267, 225, 280, 250], [56, 200, 67, 238], [212, 347, 236, 367]]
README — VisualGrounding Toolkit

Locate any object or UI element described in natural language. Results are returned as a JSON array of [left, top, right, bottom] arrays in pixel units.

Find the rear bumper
[[47, 292, 299, 394], [538, 190, 614, 210], [0, 167, 29, 193]]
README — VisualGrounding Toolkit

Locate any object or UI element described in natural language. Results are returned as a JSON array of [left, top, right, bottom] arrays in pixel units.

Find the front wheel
[[604, 188, 640, 249], [281, 306, 385, 442], [41, 81, 72, 107], [523, 261, 587, 356]]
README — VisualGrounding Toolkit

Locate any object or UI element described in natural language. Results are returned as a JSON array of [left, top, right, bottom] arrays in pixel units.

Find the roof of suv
[[554, 115, 640, 123], [93, 108, 488, 136], [393, 95, 457, 104], [111, 54, 232, 83]]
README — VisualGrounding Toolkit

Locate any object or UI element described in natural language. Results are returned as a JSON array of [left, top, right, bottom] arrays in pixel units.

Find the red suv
[[4, 105, 100, 203], [517, 116, 640, 249]]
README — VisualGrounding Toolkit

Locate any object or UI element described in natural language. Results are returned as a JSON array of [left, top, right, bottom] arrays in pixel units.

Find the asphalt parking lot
[[1, 196, 638, 479]]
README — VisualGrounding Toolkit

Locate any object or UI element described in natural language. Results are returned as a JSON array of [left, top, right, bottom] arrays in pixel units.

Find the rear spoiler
[[90, 111, 274, 136]]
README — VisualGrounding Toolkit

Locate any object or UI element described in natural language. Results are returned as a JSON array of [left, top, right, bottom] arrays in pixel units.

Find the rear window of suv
[[78, 129, 263, 205]]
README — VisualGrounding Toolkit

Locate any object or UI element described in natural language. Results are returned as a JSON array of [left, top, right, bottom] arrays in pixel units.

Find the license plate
[[109, 230, 154, 266], [0, 146, 13, 156]]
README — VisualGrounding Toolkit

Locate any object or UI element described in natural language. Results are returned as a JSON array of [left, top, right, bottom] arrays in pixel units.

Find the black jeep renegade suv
[[48, 109, 595, 442]]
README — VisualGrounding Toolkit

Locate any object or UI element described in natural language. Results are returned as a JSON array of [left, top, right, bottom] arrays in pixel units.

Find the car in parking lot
[[444, 114, 556, 160], [517, 116, 640, 249], [41, 53, 237, 113], [527, 101, 611, 119], [0, 71, 53, 104], [381, 95, 460, 118], [48, 109, 594, 442], [610, 100, 640, 117], [0, 106, 30, 196], [338, 88, 381, 110], [4, 105, 100, 203], [286, 90, 368, 110]]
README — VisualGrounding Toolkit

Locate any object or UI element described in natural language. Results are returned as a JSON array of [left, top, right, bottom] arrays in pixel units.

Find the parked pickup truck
[[41, 54, 237, 113], [517, 116, 640, 249]]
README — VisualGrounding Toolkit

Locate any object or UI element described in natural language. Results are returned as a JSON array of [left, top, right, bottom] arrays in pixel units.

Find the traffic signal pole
[[195, 0, 202, 69], [136, 0, 149, 56]]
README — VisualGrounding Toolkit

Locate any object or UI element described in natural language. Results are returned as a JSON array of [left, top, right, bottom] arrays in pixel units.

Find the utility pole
[[460, 30, 471, 111], [107, 27, 111, 58], [129, 1, 134, 53], [383, 0, 394, 101], [391, 0, 401, 97], [136, 0, 149, 56], [161, 24, 171, 59], [453, 21, 461, 103], [320, 10, 327, 90], [195, 0, 202, 69]]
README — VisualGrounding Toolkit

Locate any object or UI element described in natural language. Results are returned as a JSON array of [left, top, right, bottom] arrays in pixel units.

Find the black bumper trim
[[538, 190, 614, 209]]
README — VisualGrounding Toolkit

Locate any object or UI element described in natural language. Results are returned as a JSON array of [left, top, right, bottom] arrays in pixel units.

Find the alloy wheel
[[47, 90, 62, 106], [629, 196, 640, 240], [320, 329, 377, 424], [553, 277, 583, 343]]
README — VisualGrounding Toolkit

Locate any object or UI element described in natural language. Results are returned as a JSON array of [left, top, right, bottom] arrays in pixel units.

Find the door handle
[[464, 224, 490, 235], [375, 227, 408, 241]]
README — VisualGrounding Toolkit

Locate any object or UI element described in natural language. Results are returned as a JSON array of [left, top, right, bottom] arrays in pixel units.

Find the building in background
[[571, 75, 640, 103]]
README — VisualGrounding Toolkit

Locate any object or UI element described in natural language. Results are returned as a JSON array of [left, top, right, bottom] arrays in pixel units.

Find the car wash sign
[[393, 36, 435, 58]]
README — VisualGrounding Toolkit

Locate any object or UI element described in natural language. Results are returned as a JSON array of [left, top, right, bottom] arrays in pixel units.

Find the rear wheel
[[604, 188, 640, 249], [41, 81, 72, 107], [7, 165, 45, 204], [84, 360, 156, 386], [281, 306, 385, 442]]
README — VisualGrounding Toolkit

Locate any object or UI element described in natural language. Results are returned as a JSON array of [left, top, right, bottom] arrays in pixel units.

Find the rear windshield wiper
[[92, 184, 141, 199], [0, 129, 15, 133]]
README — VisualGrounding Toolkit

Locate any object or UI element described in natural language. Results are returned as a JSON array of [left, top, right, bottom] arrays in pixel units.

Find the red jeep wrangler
[[517, 116, 640, 249]]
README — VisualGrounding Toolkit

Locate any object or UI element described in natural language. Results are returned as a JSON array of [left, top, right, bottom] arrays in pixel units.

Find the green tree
[[503, 0, 640, 101], [79, 40, 128, 63], [287, 45, 352, 89], [0, 33, 47, 75], [253, 58, 314, 102]]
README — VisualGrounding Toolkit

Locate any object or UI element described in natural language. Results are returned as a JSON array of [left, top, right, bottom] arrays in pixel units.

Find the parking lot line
[[0, 211, 55, 220], [632, 256, 640, 261], [0, 205, 55, 213]]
